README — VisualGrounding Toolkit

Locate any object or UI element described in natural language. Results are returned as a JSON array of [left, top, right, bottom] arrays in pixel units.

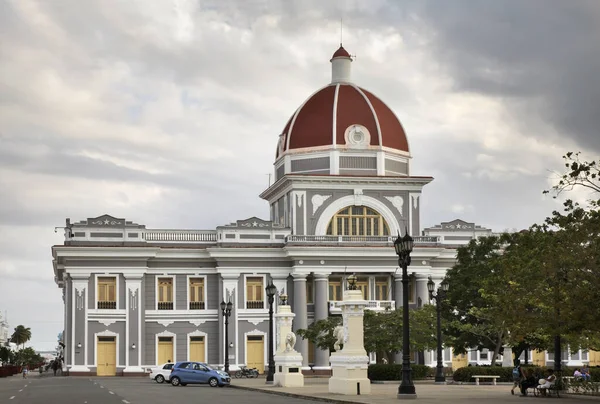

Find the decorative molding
[[412, 194, 419, 209], [311, 194, 331, 216], [296, 193, 303, 208], [353, 189, 364, 206], [240, 221, 269, 228], [90, 219, 123, 226], [189, 319, 207, 327], [99, 319, 116, 326], [247, 318, 264, 326], [344, 124, 371, 148], [157, 320, 174, 327], [385, 196, 404, 216]]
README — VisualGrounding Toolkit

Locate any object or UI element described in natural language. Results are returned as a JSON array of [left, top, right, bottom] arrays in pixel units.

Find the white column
[[314, 273, 331, 369], [292, 273, 308, 368], [222, 275, 239, 369], [70, 277, 90, 372], [124, 277, 143, 373]]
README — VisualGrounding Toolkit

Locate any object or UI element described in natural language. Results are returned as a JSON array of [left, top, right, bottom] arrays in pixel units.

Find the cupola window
[[326, 206, 390, 236]]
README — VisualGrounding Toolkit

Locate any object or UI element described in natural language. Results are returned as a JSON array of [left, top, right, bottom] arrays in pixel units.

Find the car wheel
[[155, 375, 165, 384], [235, 371, 242, 378], [171, 376, 180, 386], [208, 377, 219, 387]]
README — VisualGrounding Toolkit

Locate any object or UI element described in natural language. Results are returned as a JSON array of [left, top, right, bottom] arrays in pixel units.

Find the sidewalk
[[230, 377, 598, 404]]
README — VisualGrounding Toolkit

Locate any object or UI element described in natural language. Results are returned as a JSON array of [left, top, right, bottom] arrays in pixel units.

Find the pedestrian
[[511, 359, 522, 395], [22, 365, 28, 379], [519, 367, 536, 396], [52, 360, 58, 376]]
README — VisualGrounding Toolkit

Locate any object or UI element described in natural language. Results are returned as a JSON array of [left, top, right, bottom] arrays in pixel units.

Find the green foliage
[[0, 346, 15, 364], [443, 235, 510, 363], [367, 364, 431, 380], [14, 347, 43, 368], [10, 325, 32, 349], [298, 307, 442, 364], [296, 316, 341, 352], [544, 151, 599, 208]]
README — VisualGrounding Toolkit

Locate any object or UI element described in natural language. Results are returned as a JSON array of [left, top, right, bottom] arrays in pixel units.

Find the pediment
[[440, 219, 475, 231]]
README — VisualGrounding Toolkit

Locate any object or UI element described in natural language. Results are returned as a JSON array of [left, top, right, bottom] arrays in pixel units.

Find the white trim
[[186, 275, 207, 311], [244, 329, 268, 371], [243, 273, 267, 310], [94, 329, 119, 369], [187, 330, 208, 362], [155, 330, 176, 366], [332, 83, 340, 148], [94, 273, 120, 310], [314, 194, 401, 236], [155, 275, 176, 311]]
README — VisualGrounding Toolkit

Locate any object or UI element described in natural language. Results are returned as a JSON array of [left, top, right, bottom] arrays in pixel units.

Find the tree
[[14, 347, 43, 369], [0, 346, 15, 364], [10, 325, 31, 349], [442, 235, 509, 365], [544, 151, 599, 207], [297, 307, 442, 364]]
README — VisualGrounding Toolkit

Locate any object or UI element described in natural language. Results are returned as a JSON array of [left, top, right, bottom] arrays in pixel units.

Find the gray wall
[[88, 321, 126, 368], [145, 321, 219, 366]]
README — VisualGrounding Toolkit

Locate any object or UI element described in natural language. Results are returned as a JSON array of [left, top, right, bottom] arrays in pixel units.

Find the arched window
[[326, 206, 390, 236]]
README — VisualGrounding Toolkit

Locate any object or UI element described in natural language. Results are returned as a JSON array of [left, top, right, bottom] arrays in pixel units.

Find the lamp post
[[265, 281, 277, 384], [394, 229, 416, 397], [220, 299, 233, 374], [427, 276, 449, 383]]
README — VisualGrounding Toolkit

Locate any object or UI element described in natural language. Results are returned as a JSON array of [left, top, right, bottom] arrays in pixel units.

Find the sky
[[1, 0, 599, 351]]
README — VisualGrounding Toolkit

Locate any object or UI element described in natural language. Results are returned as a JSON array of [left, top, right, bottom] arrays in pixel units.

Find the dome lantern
[[330, 44, 352, 84]]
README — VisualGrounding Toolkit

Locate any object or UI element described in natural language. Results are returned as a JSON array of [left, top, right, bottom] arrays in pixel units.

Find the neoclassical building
[[52, 45, 590, 376]]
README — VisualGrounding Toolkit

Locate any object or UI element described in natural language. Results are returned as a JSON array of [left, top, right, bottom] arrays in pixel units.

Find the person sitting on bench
[[520, 368, 537, 396], [538, 369, 557, 396]]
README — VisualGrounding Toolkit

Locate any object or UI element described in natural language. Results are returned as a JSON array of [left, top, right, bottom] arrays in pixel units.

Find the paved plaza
[[2, 373, 599, 403]]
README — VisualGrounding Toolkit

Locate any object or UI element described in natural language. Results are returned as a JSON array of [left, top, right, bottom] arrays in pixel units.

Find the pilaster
[[124, 276, 143, 374], [70, 277, 90, 373], [221, 274, 239, 368]]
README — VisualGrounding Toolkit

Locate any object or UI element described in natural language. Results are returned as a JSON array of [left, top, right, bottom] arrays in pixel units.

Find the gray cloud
[[412, 0, 600, 152]]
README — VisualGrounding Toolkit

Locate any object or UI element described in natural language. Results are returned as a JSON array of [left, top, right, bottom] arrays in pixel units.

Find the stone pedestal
[[274, 304, 304, 387], [329, 289, 371, 395], [502, 346, 514, 367]]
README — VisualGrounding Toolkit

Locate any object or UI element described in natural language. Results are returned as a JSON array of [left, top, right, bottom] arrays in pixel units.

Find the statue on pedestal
[[328, 274, 372, 395], [273, 294, 304, 387]]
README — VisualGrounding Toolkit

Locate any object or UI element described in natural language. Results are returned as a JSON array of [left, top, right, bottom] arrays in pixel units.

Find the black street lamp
[[265, 281, 277, 384], [394, 229, 416, 398], [427, 276, 449, 383], [220, 299, 233, 374]]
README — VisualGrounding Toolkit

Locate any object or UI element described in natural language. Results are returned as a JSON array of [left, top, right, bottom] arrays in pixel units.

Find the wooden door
[[189, 336, 205, 362], [246, 335, 264, 374], [97, 337, 116, 376], [158, 337, 174, 364]]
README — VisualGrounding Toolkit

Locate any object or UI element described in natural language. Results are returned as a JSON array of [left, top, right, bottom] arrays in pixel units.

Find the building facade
[[52, 45, 591, 376]]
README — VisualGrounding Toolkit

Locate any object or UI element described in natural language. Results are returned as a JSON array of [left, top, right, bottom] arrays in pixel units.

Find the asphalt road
[[0, 374, 320, 404]]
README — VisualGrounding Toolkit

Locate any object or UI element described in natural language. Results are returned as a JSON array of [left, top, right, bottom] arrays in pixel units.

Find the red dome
[[331, 45, 351, 59], [277, 83, 409, 157]]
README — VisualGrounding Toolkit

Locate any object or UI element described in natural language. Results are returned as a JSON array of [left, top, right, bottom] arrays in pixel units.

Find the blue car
[[170, 361, 231, 387]]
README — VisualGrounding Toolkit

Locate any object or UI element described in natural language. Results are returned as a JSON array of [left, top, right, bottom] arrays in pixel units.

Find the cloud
[[0, 0, 598, 350]]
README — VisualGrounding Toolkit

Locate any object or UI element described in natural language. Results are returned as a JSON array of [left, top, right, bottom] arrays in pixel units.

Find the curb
[[229, 384, 363, 404]]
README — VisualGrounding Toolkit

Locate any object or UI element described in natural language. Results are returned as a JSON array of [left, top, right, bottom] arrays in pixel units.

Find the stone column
[[271, 274, 288, 368], [292, 273, 308, 368], [124, 277, 143, 374], [503, 346, 514, 367], [314, 273, 330, 369], [416, 276, 429, 308], [394, 274, 403, 364]]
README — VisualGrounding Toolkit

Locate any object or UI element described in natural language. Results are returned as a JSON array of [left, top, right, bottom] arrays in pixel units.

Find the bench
[[472, 375, 500, 385]]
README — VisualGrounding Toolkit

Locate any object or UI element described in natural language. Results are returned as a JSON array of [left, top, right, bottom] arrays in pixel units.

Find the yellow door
[[158, 337, 174, 364], [189, 336, 205, 362], [247, 336, 264, 374], [97, 337, 116, 376]]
